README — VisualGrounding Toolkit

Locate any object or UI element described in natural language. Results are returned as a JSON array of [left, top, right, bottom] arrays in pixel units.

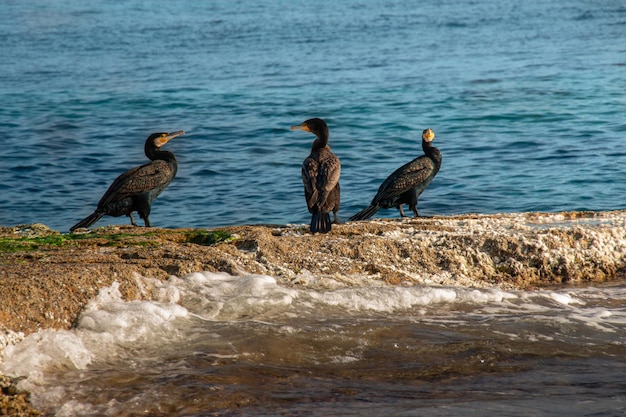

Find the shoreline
[[2, 210, 626, 335], [1, 210, 625, 415]]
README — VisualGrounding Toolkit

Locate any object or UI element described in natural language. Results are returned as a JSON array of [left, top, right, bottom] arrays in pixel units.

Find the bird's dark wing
[[98, 160, 174, 207], [319, 152, 341, 194], [302, 150, 341, 211], [302, 156, 319, 209], [315, 150, 341, 212], [373, 156, 435, 203]]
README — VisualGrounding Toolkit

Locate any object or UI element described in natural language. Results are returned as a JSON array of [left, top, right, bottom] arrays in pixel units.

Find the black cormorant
[[70, 131, 185, 231], [290, 118, 341, 233], [349, 128, 441, 221]]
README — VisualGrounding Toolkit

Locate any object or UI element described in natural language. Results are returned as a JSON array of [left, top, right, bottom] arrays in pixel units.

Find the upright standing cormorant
[[290, 118, 341, 233], [70, 131, 185, 231], [349, 128, 441, 221]]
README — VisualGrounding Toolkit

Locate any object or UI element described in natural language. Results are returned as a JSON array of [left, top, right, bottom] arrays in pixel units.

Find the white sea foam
[[304, 286, 515, 313], [151, 271, 519, 318], [170, 272, 299, 320], [79, 282, 188, 341], [2, 330, 92, 385], [547, 291, 583, 306], [1, 281, 188, 387]]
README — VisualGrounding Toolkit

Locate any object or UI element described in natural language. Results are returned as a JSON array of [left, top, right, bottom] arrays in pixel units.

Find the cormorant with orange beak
[[70, 131, 185, 231], [290, 118, 341, 233], [350, 128, 440, 220]]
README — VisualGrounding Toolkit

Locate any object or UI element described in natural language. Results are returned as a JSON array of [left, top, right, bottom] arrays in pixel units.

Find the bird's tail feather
[[310, 212, 332, 234], [348, 205, 379, 221], [70, 211, 104, 232]]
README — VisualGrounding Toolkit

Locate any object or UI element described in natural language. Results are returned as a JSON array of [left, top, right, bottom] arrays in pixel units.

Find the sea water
[[3, 273, 626, 416], [1, 0, 626, 230]]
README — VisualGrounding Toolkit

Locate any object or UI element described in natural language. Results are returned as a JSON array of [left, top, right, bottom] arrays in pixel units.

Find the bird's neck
[[422, 139, 441, 164], [145, 146, 176, 163], [312, 132, 329, 151]]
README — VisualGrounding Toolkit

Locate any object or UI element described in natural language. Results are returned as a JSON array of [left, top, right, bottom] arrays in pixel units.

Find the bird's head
[[290, 118, 329, 138], [148, 131, 185, 148], [422, 128, 435, 143]]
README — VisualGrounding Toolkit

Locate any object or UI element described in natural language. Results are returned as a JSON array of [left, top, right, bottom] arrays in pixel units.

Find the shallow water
[[3, 274, 626, 416], [1, 0, 626, 231]]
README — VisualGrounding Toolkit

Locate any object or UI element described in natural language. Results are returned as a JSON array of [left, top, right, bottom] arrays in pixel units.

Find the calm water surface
[[1, 0, 625, 230]]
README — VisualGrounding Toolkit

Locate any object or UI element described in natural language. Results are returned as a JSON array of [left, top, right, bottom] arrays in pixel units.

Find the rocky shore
[[1, 210, 625, 415]]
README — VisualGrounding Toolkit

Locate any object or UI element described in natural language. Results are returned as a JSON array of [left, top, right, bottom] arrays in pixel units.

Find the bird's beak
[[157, 130, 185, 147], [290, 124, 310, 132], [422, 128, 435, 141]]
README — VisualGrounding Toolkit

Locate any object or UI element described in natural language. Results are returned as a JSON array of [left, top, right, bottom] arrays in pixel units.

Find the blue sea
[[2, 1, 626, 416], [1, 0, 625, 231]]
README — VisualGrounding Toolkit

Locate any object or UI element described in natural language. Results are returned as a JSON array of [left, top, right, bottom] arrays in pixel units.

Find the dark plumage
[[70, 131, 185, 231], [290, 118, 341, 233], [349, 128, 441, 221]]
